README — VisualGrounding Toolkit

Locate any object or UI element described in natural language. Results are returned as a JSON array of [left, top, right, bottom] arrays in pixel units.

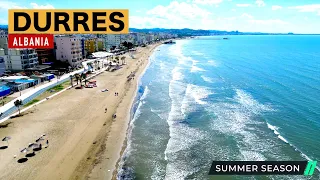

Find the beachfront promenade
[[0, 59, 106, 124]]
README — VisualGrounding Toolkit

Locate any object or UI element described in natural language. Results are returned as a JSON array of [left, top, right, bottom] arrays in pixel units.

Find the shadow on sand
[[25, 152, 35, 157], [0, 146, 8, 149], [33, 147, 42, 152], [17, 158, 28, 163]]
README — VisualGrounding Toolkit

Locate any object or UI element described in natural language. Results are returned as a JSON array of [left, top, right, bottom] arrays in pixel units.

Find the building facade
[[55, 36, 83, 68], [0, 57, 5, 75], [97, 38, 105, 51], [84, 39, 97, 54], [0, 30, 8, 55], [105, 34, 121, 51], [36, 49, 55, 64], [81, 39, 86, 58], [0, 49, 39, 71]]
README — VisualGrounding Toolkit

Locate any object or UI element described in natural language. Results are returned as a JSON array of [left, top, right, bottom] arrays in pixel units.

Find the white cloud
[[147, 1, 211, 20], [289, 4, 320, 15], [129, 0, 291, 33], [0, 1, 26, 10], [249, 19, 289, 25], [30, 3, 55, 9], [0, 1, 54, 10], [131, 1, 213, 29], [236, 4, 251, 7], [193, 0, 223, 5], [241, 13, 253, 19], [255, 0, 265, 7], [272, 5, 282, 11]]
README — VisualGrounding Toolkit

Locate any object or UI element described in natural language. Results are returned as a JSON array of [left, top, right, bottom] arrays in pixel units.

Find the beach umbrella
[[2, 136, 11, 145], [20, 148, 28, 153], [36, 137, 44, 143], [28, 143, 38, 149]]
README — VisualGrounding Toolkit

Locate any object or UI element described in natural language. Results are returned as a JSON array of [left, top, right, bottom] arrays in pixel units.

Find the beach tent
[[0, 85, 11, 97]]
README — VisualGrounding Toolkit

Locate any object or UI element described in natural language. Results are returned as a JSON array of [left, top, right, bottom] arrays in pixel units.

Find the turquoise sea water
[[117, 36, 320, 180]]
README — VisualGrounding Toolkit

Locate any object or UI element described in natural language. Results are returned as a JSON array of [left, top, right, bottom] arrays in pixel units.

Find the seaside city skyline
[[0, 0, 320, 34]]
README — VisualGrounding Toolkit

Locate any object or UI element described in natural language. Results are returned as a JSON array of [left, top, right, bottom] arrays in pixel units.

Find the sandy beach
[[0, 42, 161, 180]]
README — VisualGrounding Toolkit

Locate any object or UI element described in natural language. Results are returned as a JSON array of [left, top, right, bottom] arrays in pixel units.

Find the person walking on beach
[[46, 140, 49, 147], [105, 107, 108, 113]]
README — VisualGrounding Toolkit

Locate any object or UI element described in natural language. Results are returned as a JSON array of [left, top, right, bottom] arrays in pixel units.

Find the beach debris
[[13, 155, 17, 158]]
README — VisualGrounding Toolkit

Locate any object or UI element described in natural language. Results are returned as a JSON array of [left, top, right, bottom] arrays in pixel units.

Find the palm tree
[[81, 73, 87, 85], [114, 56, 120, 65], [75, 73, 80, 85], [14, 99, 23, 115], [69, 75, 74, 87], [121, 56, 126, 65]]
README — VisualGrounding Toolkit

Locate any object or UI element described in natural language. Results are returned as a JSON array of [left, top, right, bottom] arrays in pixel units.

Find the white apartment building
[[0, 57, 5, 75], [128, 32, 138, 44], [105, 34, 121, 51], [0, 48, 39, 71], [137, 33, 147, 45], [0, 30, 8, 55], [55, 36, 83, 68]]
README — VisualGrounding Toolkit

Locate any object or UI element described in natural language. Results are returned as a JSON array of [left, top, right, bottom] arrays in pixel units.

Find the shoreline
[[0, 42, 162, 180], [112, 44, 158, 179]]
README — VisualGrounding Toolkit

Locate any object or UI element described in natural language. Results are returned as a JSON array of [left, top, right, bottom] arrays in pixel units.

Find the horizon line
[[0, 25, 320, 35]]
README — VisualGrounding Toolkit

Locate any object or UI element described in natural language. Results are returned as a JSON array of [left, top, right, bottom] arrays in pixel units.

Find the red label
[[8, 34, 54, 49]]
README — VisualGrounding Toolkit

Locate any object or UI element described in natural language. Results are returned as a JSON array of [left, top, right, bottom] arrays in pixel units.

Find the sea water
[[117, 35, 320, 180]]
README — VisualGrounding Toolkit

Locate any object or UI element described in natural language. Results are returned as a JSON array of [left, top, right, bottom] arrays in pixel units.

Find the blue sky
[[0, 0, 320, 33]]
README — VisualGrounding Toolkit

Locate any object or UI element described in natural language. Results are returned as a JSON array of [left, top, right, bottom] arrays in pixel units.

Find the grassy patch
[[24, 99, 40, 107], [48, 84, 64, 92]]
